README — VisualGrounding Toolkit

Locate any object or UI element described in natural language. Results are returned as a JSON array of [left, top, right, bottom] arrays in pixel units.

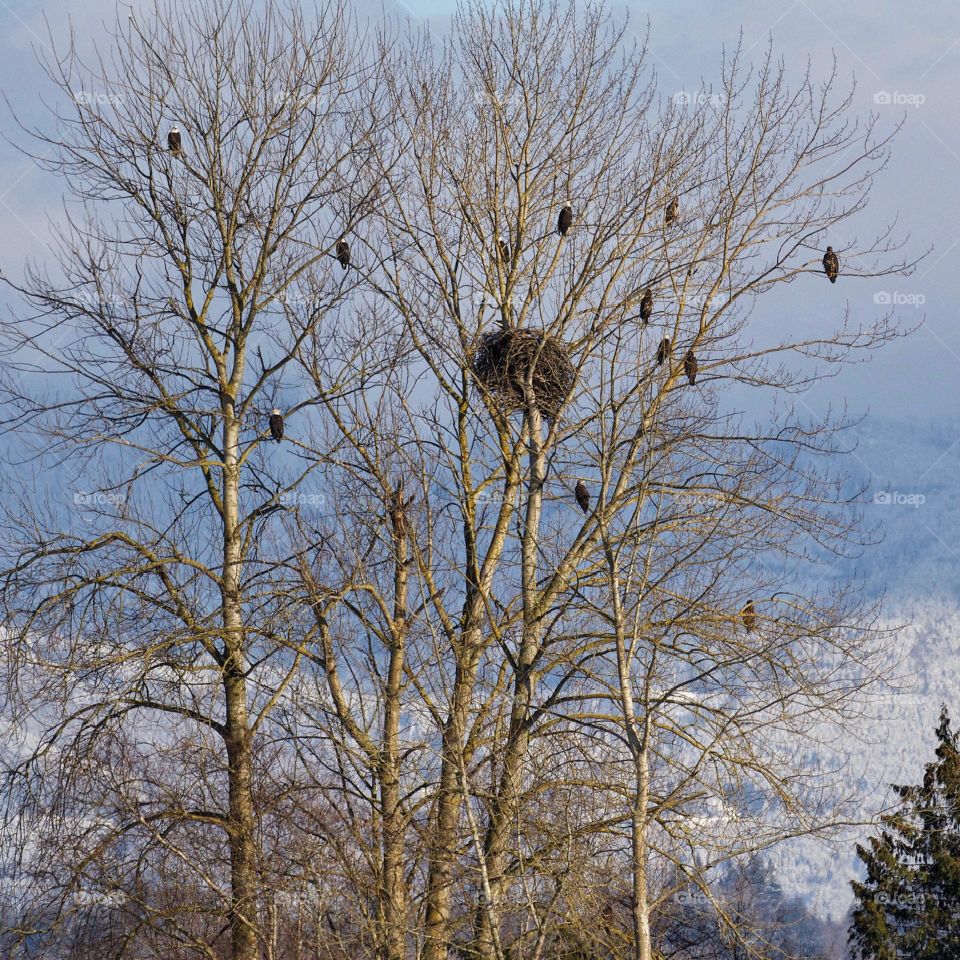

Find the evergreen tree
[[850, 706, 960, 958]]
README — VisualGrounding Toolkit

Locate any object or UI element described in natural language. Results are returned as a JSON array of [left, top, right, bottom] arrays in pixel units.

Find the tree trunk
[[224, 655, 258, 960], [604, 532, 653, 960], [474, 409, 545, 960], [380, 489, 410, 960], [425, 668, 477, 960], [631, 747, 653, 960], [222, 409, 259, 960]]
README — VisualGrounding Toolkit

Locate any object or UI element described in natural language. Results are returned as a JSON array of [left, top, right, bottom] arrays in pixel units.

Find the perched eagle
[[336, 239, 351, 270], [557, 205, 573, 237], [167, 127, 182, 155], [741, 600, 756, 633], [389, 480, 411, 537], [498, 235, 511, 263], [657, 338, 671, 366], [574, 480, 590, 514], [639, 288, 654, 324], [823, 246, 839, 283], [684, 350, 698, 385], [269, 408, 284, 443], [665, 196, 679, 224]]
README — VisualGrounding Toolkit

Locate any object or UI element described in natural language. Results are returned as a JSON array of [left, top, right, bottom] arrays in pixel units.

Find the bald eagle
[[574, 480, 590, 514], [557, 205, 573, 237], [665, 196, 679, 224], [823, 246, 839, 283], [336, 239, 351, 270], [498, 236, 511, 263], [269, 409, 284, 443], [684, 350, 698, 385], [741, 600, 756, 633], [167, 127, 182, 155], [657, 338, 671, 366], [639, 288, 654, 324]]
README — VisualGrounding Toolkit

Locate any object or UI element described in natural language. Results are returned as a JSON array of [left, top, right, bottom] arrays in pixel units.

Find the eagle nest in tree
[[472, 328, 576, 419]]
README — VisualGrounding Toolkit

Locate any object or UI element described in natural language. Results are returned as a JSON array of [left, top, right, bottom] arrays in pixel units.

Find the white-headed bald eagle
[[574, 479, 590, 514], [269, 409, 284, 443], [168, 127, 182, 155], [336, 239, 350, 270]]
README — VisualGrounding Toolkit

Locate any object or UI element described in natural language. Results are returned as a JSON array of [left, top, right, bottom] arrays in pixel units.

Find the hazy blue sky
[[0, 0, 955, 422]]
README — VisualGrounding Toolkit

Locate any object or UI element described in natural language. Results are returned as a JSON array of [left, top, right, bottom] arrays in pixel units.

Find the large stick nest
[[472, 328, 576, 419]]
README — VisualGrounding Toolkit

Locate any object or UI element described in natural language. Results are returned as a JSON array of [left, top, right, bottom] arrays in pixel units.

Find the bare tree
[[317, 3, 917, 960], [0, 1, 383, 957]]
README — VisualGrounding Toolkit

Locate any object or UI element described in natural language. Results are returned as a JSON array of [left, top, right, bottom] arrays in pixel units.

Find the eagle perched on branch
[[639, 289, 653, 325], [822, 246, 839, 283], [269, 409, 284, 443]]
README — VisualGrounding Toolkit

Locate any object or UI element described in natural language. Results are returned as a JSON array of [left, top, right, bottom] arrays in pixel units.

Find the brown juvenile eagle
[[741, 600, 756, 633], [823, 246, 839, 283], [574, 480, 590, 514], [639, 288, 654, 324], [498, 236, 511, 263], [684, 350, 698, 385], [657, 338, 671, 366], [557, 205, 573, 237], [665, 196, 679, 224]]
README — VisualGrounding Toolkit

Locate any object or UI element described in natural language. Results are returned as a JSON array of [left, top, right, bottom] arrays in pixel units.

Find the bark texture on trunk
[[380, 485, 410, 960], [222, 406, 259, 960]]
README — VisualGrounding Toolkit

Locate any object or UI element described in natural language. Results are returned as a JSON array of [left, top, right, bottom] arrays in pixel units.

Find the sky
[[0, 0, 956, 427]]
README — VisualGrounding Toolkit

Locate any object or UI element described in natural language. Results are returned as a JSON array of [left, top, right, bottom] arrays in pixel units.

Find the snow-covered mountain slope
[[773, 417, 960, 921]]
